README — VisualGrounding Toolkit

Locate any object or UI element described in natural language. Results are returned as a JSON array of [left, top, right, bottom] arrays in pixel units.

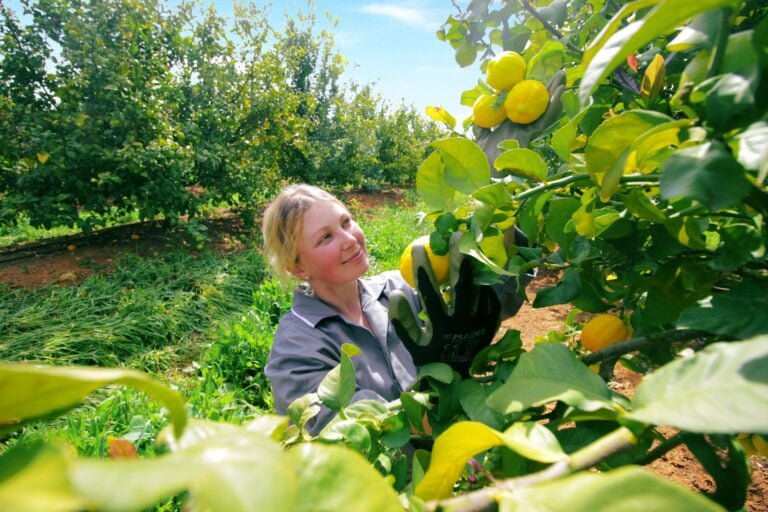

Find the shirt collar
[[290, 277, 387, 328]]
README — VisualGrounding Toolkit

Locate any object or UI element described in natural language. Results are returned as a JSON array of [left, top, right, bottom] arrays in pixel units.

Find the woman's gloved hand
[[388, 233, 501, 378]]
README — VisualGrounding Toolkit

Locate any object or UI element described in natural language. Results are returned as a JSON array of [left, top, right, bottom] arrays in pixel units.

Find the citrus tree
[[1, 1, 767, 511]]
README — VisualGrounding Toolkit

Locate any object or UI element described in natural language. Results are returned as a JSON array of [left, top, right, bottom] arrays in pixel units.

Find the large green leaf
[[0, 363, 186, 438], [1, 429, 403, 512], [318, 343, 361, 411], [737, 120, 768, 182], [431, 138, 490, 195], [533, 267, 582, 307], [288, 443, 402, 511], [627, 337, 768, 434], [499, 465, 725, 511], [493, 148, 548, 182], [416, 151, 455, 211], [659, 141, 751, 211], [678, 278, 768, 339], [486, 343, 615, 416], [584, 110, 671, 187], [0, 442, 86, 512], [579, 0, 742, 104]]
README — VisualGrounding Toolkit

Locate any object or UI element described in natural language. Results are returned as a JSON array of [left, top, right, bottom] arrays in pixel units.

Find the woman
[[261, 184, 527, 434], [262, 184, 420, 433]]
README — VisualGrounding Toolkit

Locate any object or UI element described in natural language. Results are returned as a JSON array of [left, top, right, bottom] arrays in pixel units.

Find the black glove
[[388, 233, 501, 377], [474, 70, 566, 169]]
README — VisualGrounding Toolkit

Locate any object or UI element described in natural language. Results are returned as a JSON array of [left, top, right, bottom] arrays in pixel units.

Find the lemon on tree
[[472, 94, 507, 128], [504, 79, 550, 124], [581, 314, 631, 352], [486, 51, 526, 90], [400, 236, 450, 289]]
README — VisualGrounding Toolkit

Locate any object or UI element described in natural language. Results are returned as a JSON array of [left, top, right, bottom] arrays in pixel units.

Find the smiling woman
[[261, 184, 420, 433]]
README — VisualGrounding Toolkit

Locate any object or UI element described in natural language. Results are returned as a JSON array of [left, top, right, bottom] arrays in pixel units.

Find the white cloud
[[359, 3, 438, 30]]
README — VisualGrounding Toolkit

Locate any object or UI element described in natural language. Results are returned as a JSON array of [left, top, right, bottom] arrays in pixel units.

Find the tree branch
[[581, 329, 712, 366]]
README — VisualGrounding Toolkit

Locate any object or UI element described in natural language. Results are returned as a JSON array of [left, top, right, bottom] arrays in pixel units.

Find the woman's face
[[293, 201, 369, 286]]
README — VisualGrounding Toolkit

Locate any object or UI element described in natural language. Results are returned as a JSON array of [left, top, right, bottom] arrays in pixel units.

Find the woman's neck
[[312, 280, 369, 329]]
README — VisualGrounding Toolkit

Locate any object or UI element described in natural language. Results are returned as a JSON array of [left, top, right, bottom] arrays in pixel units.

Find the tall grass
[[0, 250, 268, 370]]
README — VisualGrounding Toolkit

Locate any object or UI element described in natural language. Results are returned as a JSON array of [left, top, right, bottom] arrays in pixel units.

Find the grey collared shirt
[[265, 270, 420, 433]]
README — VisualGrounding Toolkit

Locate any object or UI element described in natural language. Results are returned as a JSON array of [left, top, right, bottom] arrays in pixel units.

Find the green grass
[[0, 197, 430, 459], [0, 249, 269, 371]]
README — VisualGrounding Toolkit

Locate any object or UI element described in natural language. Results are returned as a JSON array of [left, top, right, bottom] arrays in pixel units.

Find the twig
[[581, 329, 711, 366], [520, 0, 582, 54]]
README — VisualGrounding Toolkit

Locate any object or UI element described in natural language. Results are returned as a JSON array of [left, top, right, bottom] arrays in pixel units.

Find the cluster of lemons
[[473, 51, 550, 128]]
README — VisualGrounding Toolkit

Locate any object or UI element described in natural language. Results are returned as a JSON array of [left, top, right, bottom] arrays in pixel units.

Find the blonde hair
[[261, 184, 343, 283]]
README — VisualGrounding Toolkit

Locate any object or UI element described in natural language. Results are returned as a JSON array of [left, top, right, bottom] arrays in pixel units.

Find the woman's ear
[[290, 263, 309, 281]]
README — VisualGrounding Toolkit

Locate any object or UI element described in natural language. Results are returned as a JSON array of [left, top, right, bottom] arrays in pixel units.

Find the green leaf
[[493, 148, 548, 182], [486, 343, 615, 416], [533, 267, 582, 307], [628, 337, 768, 434], [678, 278, 768, 339], [80, 432, 296, 512], [431, 138, 490, 195], [527, 40, 566, 82], [736, 120, 768, 182], [458, 379, 503, 429], [455, 39, 478, 67], [499, 465, 725, 511], [552, 104, 591, 162], [0, 442, 86, 512], [501, 421, 566, 463], [624, 188, 666, 223], [579, 0, 741, 104], [416, 151, 455, 211], [585, 109, 672, 187], [545, 197, 581, 250], [318, 343, 361, 411], [690, 73, 756, 132], [416, 362, 455, 384], [289, 443, 402, 511], [660, 141, 751, 211], [0, 363, 186, 438], [667, 10, 723, 51]]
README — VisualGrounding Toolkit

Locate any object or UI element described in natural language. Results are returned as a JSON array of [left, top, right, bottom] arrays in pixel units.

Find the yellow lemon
[[472, 94, 507, 128], [504, 79, 550, 124], [581, 314, 631, 353], [399, 235, 450, 289], [486, 51, 526, 91]]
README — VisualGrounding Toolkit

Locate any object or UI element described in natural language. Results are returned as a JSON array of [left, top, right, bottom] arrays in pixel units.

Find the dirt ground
[[0, 190, 765, 510]]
